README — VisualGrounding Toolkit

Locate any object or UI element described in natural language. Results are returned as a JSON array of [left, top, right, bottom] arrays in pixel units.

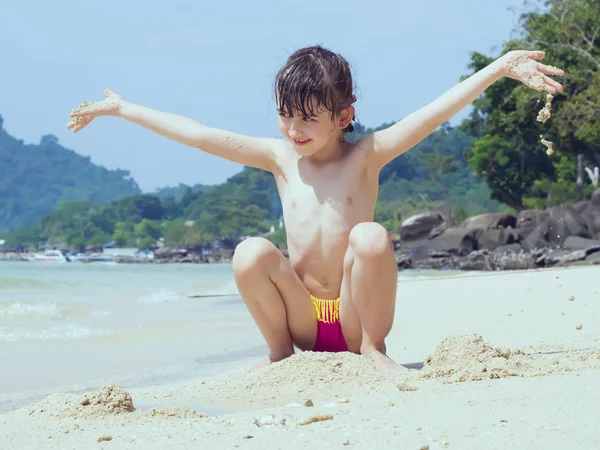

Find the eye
[[278, 111, 291, 118], [302, 116, 314, 122]]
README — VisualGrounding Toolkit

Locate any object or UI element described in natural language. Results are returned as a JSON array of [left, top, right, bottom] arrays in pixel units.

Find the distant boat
[[33, 250, 70, 263]]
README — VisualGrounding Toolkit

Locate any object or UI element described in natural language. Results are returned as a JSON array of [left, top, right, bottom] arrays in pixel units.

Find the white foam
[[0, 323, 112, 342], [0, 302, 62, 319], [135, 289, 183, 304]]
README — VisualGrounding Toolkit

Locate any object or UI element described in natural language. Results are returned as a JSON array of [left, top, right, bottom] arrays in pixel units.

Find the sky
[[0, 0, 525, 192]]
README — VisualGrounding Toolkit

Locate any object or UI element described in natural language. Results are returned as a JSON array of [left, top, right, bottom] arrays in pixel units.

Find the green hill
[[0, 115, 142, 232], [2, 120, 501, 250]]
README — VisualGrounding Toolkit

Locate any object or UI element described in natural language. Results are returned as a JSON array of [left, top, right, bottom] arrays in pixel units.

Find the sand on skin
[[1, 266, 600, 449]]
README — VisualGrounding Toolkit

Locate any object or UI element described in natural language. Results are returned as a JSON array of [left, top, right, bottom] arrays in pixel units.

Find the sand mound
[[28, 384, 136, 419], [78, 383, 135, 414], [195, 352, 404, 409], [420, 334, 600, 383], [421, 334, 531, 383]]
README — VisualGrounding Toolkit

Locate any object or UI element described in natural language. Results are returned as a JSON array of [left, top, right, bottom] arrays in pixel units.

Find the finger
[[104, 88, 113, 98], [544, 75, 563, 93], [66, 121, 75, 130], [69, 109, 87, 118], [73, 124, 84, 133], [530, 50, 545, 60], [538, 63, 564, 76]]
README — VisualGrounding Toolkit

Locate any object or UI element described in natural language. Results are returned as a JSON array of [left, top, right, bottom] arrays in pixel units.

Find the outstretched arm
[[68, 90, 277, 172], [368, 50, 565, 169]]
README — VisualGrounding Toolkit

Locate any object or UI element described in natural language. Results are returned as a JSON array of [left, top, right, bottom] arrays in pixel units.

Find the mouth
[[293, 139, 312, 146]]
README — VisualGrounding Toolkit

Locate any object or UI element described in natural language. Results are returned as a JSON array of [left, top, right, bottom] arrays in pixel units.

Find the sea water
[[0, 261, 460, 412]]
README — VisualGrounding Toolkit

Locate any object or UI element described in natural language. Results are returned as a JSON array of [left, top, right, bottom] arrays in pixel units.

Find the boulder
[[561, 236, 600, 250], [517, 210, 549, 228], [426, 227, 482, 255], [546, 204, 591, 246], [574, 200, 590, 213], [521, 227, 548, 250], [461, 213, 517, 230], [400, 212, 446, 241], [536, 246, 600, 267], [580, 203, 600, 239], [477, 228, 517, 250], [592, 187, 600, 207], [428, 221, 450, 240]]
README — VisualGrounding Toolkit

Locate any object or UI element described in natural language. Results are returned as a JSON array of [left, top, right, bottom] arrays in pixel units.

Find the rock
[[494, 243, 523, 253], [396, 253, 412, 270], [428, 221, 450, 240], [536, 246, 600, 267], [457, 249, 536, 271], [546, 205, 591, 245], [585, 252, 600, 264], [427, 227, 482, 255], [574, 201, 590, 213], [400, 212, 446, 241], [517, 210, 548, 228], [592, 187, 600, 207], [458, 249, 494, 271], [562, 236, 600, 250], [521, 227, 548, 250], [580, 205, 600, 239], [461, 213, 517, 230], [477, 228, 517, 250]]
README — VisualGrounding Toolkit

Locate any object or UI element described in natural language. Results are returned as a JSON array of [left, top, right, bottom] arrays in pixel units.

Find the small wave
[[135, 290, 184, 304], [186, 280, 239, 297], [0, 302, 62, 319], [0, 324, 112, 342], [0, 277, 52, 290]]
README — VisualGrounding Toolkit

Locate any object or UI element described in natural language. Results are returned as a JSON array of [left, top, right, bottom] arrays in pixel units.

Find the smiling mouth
[[293, 139, 311, 145]]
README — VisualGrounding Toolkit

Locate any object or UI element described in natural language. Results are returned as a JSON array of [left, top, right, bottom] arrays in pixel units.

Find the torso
[[272, 139, 380, 299]]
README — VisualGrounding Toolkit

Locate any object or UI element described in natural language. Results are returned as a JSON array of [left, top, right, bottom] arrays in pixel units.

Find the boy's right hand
[[67, 89, 123, 133]]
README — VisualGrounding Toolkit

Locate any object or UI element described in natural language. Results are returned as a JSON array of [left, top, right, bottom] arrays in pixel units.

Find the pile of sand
[[76, 383, 135, 416], [420, 334, 600, 383], [191, 352, 404, 409], [421, 334, 531, 383], [26, 383, 135, 420]]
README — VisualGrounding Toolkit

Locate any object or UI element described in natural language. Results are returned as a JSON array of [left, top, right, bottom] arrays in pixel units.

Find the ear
[[338, 106, 355, 128]]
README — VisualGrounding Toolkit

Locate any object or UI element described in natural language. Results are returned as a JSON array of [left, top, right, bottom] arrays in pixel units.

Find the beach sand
[[2, 266, 599, 449]]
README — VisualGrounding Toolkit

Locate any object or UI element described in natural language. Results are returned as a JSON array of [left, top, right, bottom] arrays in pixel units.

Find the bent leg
[[232, 237, 317, 362], [339, 222, 402, 369]]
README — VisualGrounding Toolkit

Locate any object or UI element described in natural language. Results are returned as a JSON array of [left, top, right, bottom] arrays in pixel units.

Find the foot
[[250, 358, 272, 371], [250, 351, 294, 371], [365, 350, 410, 373]]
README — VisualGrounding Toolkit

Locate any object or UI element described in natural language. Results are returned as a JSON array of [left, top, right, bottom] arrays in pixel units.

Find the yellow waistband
[[310, 294, 340, 324]]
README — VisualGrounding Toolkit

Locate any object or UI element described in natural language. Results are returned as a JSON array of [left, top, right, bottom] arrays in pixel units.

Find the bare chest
[[276, 160, 378, 234]]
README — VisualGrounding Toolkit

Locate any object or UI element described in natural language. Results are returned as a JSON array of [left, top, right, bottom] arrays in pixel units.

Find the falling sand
[[540, 135, 554, 156], [537, 93, 553, 124]]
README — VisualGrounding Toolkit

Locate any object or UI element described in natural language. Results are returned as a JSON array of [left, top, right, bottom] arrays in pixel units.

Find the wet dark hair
[[274, 45, 356, 133]]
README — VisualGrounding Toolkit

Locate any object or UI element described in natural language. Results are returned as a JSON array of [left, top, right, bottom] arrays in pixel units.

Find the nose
[[288, 120, 302, 138], [288, 127, 298, 138]]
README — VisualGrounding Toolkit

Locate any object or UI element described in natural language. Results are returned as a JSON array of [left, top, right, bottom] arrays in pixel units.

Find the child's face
[[277, 104, 340, 156]]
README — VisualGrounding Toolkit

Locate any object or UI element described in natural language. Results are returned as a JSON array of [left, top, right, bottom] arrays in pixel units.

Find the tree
[[461, 0, 600, 208]]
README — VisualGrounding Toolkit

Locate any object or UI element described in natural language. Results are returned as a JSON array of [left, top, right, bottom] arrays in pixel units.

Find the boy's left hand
[[500, 50, 565, 94]]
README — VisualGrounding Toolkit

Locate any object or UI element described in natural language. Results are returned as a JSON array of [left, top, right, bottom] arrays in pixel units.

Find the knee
[[349, 222, 391, 259], [232, 237, 278, 278]]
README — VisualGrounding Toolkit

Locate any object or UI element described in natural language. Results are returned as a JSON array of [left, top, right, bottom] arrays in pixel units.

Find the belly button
[[346, 196, 353, 207], [291, 200, 297, 209]]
